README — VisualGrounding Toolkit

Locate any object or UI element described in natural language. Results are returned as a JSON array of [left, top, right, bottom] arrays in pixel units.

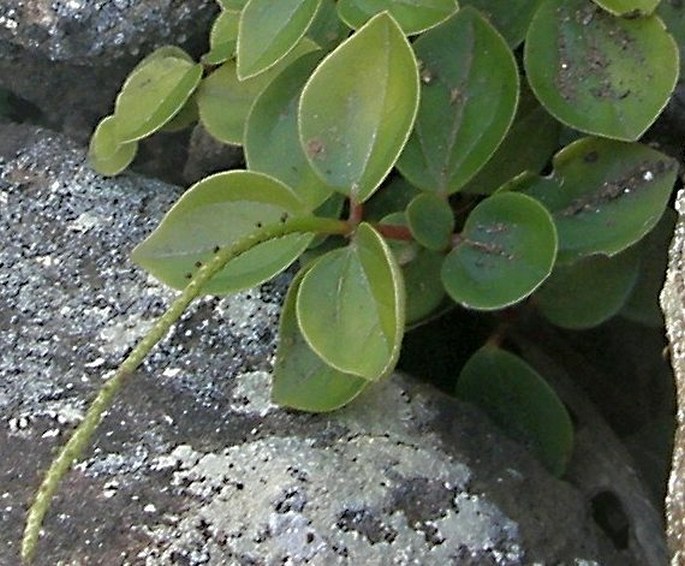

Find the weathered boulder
[[661, 188, 685, 565], [0, 122, 662, 564], [0, 1, 216, 139]]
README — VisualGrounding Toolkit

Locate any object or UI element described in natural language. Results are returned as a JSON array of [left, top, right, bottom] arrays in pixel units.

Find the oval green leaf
[[406, 193, 454, 250], [238, 0, 322, 79], [463, 0, 544, 47], [535, 245, 640, 329], [523, 137, 678, 263], [457, 346, 574, 476], [273, 269, 368, 411], [337, 0, 458, 34], [198, 39, 318, 145], [299, 12, 419, 203], [245, 51, 334, 209], [307, 0, 350, 50], [442, 192, 557, 310], [397, 7, 519, 194], [202, 9, 240, 65], [525, 0, 679, 141], [88, 115, 138, 177], [131, 171, 312, 295], [296, 222, 405, 380], [591, 0, 659, 16], [113, 57, 203, 143]]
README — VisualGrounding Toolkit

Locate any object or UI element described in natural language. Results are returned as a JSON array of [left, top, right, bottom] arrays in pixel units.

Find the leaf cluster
[[89, 0, 682, 475]]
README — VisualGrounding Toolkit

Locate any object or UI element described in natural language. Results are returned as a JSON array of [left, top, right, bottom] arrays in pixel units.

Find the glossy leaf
[[461, 86, 560, 195], [299, 13, 419, 202], [202, 9, 240, 65], [591, 0, 659, 16], [297, 222, 405, 380], [406, 193, 454, 251], [621, 208, 676, 326], [113, 57, 202, 143], [198, 39, 318, 145], [245, 51, 334, 209], [238, 0, 322, 79], [337, 0, 458, 34], [132, 171, 312, 294], [523, 137, 678, 263], [442, 192, 557, 310], [273, 269, 368, 411], [463, 0, 544, 47], [397, 8, 519, 194], [457, 346, 574, 476], [88, 116, 138, 177], [535, 246, 641, 329], [525, 0, 679, 141]]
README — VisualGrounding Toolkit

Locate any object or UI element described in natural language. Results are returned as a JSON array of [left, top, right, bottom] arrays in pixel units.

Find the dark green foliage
[[88, 0, 682, 475]]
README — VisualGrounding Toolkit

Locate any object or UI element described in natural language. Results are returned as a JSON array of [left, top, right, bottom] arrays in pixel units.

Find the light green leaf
[[88, 116, 138, 177], [338, 0, 459, 34], [299, 12, 419, 202], [591, 0, 659, 16], [273, 269, 368, 411], [535, 246, 641, 329], [296, 222, 405, 380], [457, 346, 574, 476], [406, 193, 454, 251], [245, 51, 334, 209], [525, 0, 679, 141], [397, 7, 519, 194], [202, 9, 240, 65], [442, 192, 557, 310], [132, 171, 312, 294], [198, 39, 318, 145], [523, 137, 678, 263], [113, 57, 202, 143], [238, 0, 322, 79]]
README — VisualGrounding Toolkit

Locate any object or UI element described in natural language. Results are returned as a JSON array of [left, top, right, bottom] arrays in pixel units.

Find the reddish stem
[[374, 223, 414, 241]]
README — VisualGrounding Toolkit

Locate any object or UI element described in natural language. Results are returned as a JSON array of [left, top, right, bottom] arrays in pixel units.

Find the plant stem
[[21, 216, 349, 563]]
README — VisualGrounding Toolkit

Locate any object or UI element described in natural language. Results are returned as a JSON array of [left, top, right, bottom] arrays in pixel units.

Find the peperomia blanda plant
[[22, 0, 682, 560]]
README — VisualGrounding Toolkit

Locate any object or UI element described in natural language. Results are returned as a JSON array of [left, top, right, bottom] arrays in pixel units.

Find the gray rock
[[661, 189, 685, 565], [0, 0, 216, 139], [0, 122, 651, 564]]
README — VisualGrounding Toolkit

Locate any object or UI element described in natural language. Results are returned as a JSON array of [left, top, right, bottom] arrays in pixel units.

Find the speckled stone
[[0, 0, 216, 138], [661, 188, 685, 565], [0, 122, 640, 564]]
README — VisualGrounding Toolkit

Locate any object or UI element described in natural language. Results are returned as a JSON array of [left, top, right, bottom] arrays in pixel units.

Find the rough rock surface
[[0, 0, 216, 138], [661, 188, 685, 565], [0, 122, 658, 564]]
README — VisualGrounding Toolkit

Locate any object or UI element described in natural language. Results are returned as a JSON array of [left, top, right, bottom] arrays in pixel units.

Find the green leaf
[[442, 192, 557, 310], [658, 0, 685, 78], [88, 116, 138, 177], [159, 94, 199, 132], [535, 246, 640, 329], [524, 0, 679, 141], [463, 0, 544, 47], [591, 0, 659, 16], [202, 9, 240, 65], [299, 12, 419, 202], [406, 193, 454, 251], [337, 0, 459, 34], [131, 45, 194, 70], [307, 0, 350, 50], [219, 0, 247, 8], [131, 171, 312, 294], [245, 51, 334, 209], [523, 137, 678, 263], [198, 39, 318, 145], [273, 269, 368, 411], [621, 208, 676, 326], [397, 7, 519, 194], [238, 0, 322, 79], [364, 176, 421, 221], [113, 57, 203, 143], [457, 346, 574, 476], [461, 85, 561, 195], [296, 222, 405, 380]]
